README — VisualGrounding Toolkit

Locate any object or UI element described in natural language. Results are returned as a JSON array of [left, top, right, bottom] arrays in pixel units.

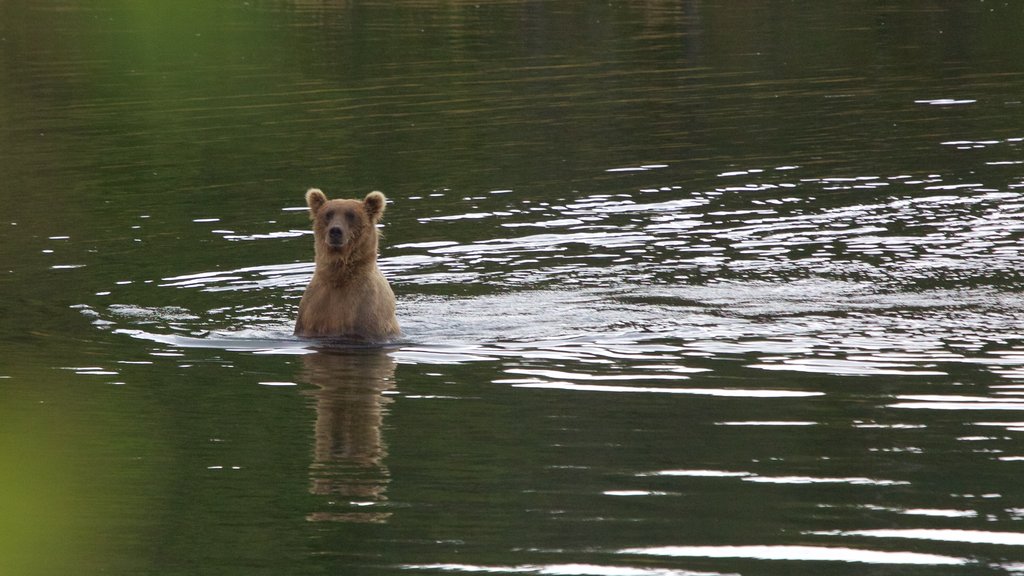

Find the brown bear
[[294, 188, 400, 341]]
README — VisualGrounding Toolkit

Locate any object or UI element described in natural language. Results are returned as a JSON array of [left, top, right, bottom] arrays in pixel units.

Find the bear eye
[[324, 210, 334, 221], [344, 210, 356, 222]]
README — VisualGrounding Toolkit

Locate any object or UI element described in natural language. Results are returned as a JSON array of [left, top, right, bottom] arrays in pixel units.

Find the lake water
[[4, 1, 1024, 574]]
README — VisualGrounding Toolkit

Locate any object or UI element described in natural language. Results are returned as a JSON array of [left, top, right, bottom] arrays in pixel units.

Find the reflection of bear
[[294, 188, 401, 341], [300, 349, 396, 523]]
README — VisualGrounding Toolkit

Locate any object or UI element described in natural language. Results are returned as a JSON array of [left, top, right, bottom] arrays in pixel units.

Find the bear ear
[[363, 191, 387, 223], [306, 188, 327, 220]]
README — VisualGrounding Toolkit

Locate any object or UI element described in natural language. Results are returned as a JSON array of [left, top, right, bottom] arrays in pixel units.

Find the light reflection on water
[[404, 543, 971, 575], [65, 159, 1024, 572], [402, 564, 732, 576], [617, 545, 967, 566], [88, 273, 1024, 382], [78, 161, 1024, 417]]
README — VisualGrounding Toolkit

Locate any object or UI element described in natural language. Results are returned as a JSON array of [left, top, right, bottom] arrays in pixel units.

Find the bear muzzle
[[327, 225, 345, 247]]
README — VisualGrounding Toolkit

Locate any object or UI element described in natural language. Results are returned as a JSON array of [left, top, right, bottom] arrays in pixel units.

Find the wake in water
[[76, 274, 1024, 385], [76, 164, 1024, 386]]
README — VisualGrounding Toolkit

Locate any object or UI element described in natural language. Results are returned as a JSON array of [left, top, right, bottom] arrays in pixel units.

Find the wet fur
[[294, 188, 400, 340]]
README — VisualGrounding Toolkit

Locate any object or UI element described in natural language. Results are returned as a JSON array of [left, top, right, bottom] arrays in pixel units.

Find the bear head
[[305, 188, 386, 261]]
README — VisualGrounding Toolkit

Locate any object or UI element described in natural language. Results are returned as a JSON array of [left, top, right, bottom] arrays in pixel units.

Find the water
[[4, 1, 1024, 574]]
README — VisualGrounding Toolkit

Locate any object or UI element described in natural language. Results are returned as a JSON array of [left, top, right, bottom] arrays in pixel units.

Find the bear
[[294, 188, 400, 341]]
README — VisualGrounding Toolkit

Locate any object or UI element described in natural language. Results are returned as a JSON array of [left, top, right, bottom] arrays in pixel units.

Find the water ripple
[[402, 564, 728, 576], [816, 528, 1024, 546], [618, 545, 965, 566], [79, 164, 1024, 388], [505, 382, 821, 399]]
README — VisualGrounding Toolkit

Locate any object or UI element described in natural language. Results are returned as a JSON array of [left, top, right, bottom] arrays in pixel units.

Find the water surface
[[4, 1, 1024, 575]]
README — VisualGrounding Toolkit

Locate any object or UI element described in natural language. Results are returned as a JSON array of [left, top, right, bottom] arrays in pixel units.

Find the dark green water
[[4, 1, 1024, 574]]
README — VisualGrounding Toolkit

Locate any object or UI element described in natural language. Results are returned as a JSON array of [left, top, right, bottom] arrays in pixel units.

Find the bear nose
[[328, 226, 344, 243]]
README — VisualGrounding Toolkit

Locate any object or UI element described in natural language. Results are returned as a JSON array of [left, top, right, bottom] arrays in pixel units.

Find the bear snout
[[328, 225, 345, 246]]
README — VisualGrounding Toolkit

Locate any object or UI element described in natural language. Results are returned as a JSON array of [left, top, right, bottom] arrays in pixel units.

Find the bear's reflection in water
[[300, 348, 396, 523]]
